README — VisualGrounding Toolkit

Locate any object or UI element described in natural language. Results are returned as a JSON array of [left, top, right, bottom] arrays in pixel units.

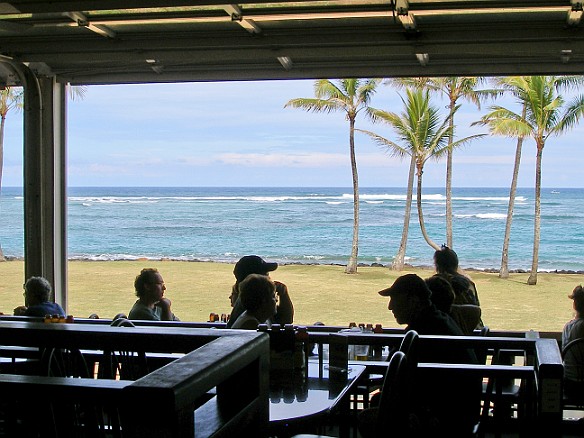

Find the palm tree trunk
[[392, 154, 415, 271], [0, 115, 6, 261], [446, 102, 455, 248], [500, 104, 526, 278], [527, 144, 543, 285], [345, 117, 359, 274], [416, 166, 441, 251]]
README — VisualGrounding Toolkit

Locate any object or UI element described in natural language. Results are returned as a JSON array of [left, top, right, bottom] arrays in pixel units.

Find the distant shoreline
[[4, 256, 583, 275]]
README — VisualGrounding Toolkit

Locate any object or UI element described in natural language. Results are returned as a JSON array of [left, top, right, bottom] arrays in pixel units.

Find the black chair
[[93, 318, 149, 437], [35, 347, 98, 437], [399, 330, 419, 364], [476, 325, 490, 365], [562, 338, 584, 435], [357, 351, 410, 437], [99, 318, 149, 381], [351, 329, 418, 410], [479, 329, 528, 438], [293, 351, 410, 438], [562, 338, 584, 408]]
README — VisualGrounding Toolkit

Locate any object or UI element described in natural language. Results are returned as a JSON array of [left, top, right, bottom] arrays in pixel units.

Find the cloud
[[69, 163, 135, 176], [215, 152, 347, 167], [454, 155, 535, 165], [175, 152, 398, 168]]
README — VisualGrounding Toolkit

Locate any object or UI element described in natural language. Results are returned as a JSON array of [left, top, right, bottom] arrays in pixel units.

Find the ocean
[[0, 186, 582, 272]]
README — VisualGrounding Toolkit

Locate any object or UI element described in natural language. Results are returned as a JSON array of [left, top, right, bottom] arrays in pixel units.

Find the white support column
[[38, 77, 67, 310], [7, 62, 68, 309], [17, 65, 44, 281]]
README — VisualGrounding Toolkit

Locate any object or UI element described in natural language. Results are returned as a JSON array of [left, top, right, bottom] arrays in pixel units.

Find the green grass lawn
[[0, 260, 581, 332]]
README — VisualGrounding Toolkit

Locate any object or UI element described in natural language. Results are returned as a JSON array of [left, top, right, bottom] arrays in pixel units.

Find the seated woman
[[231, 274, 277, 330], [226, 255, 293, 328], [434, 246, 481, 306], [425, 275, 481, 336], [14, 276, 65, 317], [562, 285, 584, 397]]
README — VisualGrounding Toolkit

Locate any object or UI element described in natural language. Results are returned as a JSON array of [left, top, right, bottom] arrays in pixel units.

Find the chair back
[[99, 318, 149, 380], [399, 330, 419, 364], [111, 317, 136, 328], [375, 351, 409, 435], [475, 325, 490, 365], [562, 338, 584, 383], [39, 347, 90, 378]]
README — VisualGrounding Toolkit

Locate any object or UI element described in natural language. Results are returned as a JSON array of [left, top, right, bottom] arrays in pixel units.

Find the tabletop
[[269, 361, 366, 425]]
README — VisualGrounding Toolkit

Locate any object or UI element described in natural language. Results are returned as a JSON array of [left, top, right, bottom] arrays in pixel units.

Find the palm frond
[[356, 129, 409, 158]]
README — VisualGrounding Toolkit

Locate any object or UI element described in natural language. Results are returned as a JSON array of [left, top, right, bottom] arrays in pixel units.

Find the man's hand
[[156, 297, 172, 309], [274, 281, 288, 297]]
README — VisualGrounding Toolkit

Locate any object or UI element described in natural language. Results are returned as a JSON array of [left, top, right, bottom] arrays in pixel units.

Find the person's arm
[[273, 281, 294, 325], [226, 298, 245, 328], [156, 298, 175, 321], [469, 280, 480, 307], [13, 306, 27, 316]]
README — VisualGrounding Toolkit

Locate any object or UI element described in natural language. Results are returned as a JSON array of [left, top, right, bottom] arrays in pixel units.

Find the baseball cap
[[378, 274, 431, 299], [233, 255, 278, 282]]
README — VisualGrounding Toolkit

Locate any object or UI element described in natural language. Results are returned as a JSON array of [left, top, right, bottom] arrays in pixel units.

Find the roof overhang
[[0, 0, 581, 85]]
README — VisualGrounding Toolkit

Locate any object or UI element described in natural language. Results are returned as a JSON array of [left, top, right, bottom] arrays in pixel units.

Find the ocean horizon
[[0, 186, 582, 272]]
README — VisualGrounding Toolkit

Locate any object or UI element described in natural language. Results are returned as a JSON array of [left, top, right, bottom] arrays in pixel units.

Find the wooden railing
[[0, 321, 270, 438], [299, 329, 563, 437]]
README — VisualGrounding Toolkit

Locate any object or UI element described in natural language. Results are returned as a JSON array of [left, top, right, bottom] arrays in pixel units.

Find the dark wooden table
[[269, 361, 365, 436]]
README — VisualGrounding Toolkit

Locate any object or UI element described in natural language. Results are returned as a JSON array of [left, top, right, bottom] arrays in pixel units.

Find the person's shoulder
[[231, 312, 259, 330], [25, 302, 65, 317], [451, 304, 481, 317], [411, 305, 462, 336], [571, 318, 584, 334], [128, 301, 158, 321], [450, 273, 471, 287], [431, 306, 464, 335]]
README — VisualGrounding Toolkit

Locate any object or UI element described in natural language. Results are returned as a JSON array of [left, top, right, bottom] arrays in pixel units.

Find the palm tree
[[359, 88, 485, 253], [285, 79, 380, 274], [0, 87, 24, 261], [475, 76, 584, 285], [0, 84, 86, 261], [499, 103, 527, 279], [388, 77, 494, 248], [392, 154, 415, 271], [492, 77, 528, 278]]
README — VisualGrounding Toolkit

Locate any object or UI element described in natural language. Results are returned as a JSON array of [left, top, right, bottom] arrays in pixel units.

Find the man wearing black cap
[[226, 255, 294, 328], [379, 274, 480, 436], [379, 274, 467, 351]]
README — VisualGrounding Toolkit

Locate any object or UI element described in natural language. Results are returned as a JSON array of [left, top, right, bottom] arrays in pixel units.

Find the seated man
[[377, 274, 480, 436], [14, 276, 65, 317], [226, 255, 293, 328], [230, 274, 277, 329], [128, 268, 179, 321]]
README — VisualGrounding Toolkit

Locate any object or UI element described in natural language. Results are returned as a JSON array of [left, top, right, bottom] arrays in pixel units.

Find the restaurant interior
[[0, 0, 582, 436]]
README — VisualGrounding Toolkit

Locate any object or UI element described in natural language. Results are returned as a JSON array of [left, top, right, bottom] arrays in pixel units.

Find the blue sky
[[2, 79, 584, 187]]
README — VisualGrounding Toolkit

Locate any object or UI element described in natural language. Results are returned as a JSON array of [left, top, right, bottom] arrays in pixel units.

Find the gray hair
[[24, 276, 52, 302]]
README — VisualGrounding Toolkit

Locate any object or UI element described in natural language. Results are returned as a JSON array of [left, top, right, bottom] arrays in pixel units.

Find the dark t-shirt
[[406, 304, 480, 434], [406, 304, 478, 364], [440, 273, 481, 306]]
